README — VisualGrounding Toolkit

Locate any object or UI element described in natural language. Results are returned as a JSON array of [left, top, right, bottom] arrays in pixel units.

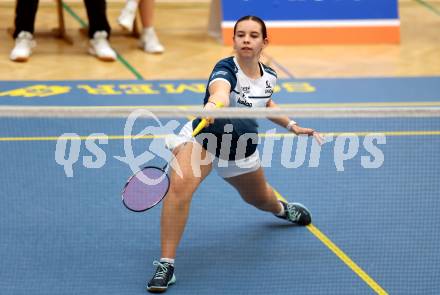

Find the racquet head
[[121, 167, 170, 212]]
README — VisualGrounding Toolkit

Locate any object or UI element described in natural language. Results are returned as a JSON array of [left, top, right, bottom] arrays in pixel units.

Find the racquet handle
[[191, 101, 224, 137], [191, 118, 208, 137]]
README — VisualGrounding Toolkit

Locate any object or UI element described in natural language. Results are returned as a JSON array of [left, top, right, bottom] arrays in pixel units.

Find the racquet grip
[[191, 101, 224, 137], [191, 118, 208, 137]]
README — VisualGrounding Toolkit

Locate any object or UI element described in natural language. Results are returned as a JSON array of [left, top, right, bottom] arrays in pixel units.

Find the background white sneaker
[[88, 31, 117, 61], [10, 31, 36, 62], [118, 0, 138, 32], [140, 27, 164, 54]]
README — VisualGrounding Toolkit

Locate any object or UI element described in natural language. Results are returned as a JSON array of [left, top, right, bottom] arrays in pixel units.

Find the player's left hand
[[291, 125, 325, 145]]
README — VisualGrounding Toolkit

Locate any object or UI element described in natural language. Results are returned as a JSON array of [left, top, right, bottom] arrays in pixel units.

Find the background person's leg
[[13, 0, 39, 37], [83, 0, 111, 38]]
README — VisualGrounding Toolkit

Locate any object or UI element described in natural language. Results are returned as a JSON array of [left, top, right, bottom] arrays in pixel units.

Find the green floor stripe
[[61, 1, 145, 80], [414, 0, 440, 16], [116, 55, 144, 80], [61, 2, 87, 28]]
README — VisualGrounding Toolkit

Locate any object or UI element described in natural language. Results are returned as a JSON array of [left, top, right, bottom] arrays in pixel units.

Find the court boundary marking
[[272, 188, 388, 294], [2, 102, 439, 109], [1, 130, 440, 141]]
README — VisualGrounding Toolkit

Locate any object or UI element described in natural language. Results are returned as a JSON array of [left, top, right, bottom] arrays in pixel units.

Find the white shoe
[[10, 31, 36, 62], [118, 0, 138, 31], [88, 31, 117, 61], [140, 27, 164, 54]]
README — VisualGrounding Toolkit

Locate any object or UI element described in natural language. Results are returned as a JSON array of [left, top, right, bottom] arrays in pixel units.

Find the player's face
[[233, 20, 268, 58]]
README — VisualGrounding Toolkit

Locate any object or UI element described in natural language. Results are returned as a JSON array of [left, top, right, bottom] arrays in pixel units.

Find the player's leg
[[224, 167, 280, 213], [224, 167, 312, 225], [147, 142, 212, 292], [160, 142, 212, 258]]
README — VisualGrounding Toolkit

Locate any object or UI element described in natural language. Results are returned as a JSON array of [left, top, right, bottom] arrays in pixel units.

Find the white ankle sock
[[160, 258, 175, 265], [142, 27, 155, 35], [275, 201, 285, 216]]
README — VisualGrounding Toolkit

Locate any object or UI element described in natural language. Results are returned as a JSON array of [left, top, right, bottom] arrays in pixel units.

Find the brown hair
[[233, 15, 267, 39]]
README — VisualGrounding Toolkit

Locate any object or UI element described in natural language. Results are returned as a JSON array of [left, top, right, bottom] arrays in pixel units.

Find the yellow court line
[[332, 131, 440, 136], [1, 130, 440, 142], [64, 105, 186, 109], [280, 101, 440, 108], [0, 135, 161, 142], [260, 131, 440, 137], [272, 188, 388, 295], [27, 101, 440, 109]]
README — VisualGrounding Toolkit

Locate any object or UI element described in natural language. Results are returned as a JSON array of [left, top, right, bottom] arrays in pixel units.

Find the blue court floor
[[1, 114, 439, 295]]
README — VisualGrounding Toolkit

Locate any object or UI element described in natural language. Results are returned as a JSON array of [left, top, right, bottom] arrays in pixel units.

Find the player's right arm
[[203, 80, 231, 125]]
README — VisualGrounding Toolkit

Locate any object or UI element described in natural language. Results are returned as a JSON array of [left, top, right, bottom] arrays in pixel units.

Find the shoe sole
[[11, 57, 29, 62], [144, 50, 164, 54], [146, 275, 176, 293], [88, 48, 116, 62], [97, 56, 117, 62], [138, 43, 164, 54]]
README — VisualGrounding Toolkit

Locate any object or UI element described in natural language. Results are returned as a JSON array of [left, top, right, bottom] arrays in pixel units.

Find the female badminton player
[[146, 15, 324, 293]]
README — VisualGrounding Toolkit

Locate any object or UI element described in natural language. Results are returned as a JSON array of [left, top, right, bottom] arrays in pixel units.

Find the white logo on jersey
[[237, 93, 252, 107], [212, 71, 228, 78], [265, 80, 273, 94]]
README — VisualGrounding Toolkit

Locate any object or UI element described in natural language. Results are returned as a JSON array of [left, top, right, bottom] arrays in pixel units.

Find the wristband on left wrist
[[286, 120, 297, 131]]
